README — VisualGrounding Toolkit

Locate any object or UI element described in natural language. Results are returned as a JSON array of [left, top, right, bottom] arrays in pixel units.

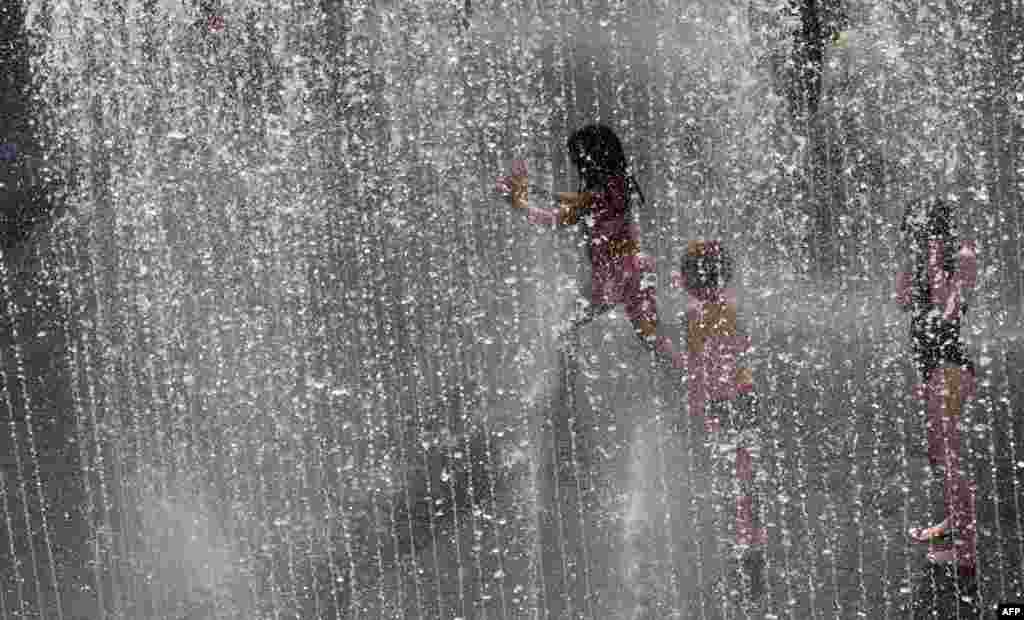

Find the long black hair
[[566, 124, 645, 214], [900, 197, 959, 308]]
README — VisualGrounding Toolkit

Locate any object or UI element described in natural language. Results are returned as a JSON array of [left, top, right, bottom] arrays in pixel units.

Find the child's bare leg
[[931, 365, 977, 568], [912, 364, 977, 551]]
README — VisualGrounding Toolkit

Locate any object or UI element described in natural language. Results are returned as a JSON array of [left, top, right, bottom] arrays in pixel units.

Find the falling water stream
[[1, 0, 1023, 619]]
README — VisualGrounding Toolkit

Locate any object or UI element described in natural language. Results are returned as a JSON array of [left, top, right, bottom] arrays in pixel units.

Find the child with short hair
[[672, 240, 765, 599]]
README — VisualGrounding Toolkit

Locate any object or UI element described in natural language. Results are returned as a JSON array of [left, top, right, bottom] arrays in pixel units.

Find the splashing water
[[1, 1, 1023, 619]]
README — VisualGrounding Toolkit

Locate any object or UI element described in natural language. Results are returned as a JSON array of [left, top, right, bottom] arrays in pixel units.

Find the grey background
[[0, 0, 1022, 618]]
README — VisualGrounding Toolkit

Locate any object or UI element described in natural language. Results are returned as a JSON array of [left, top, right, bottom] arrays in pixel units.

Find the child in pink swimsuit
[[896, 197, 979, 574], [672, 240, 765, 599], [496, 124, 684, 367]]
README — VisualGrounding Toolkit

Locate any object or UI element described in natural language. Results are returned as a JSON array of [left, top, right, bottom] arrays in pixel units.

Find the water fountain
[[1, 0, 1022, 618]]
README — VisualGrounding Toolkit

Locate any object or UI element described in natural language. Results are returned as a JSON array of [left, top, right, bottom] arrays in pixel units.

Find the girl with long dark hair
[[496, 124, 683, 367], [497, 124, 686, 617], [896, 196, 979, 572], [897, 197, 977, 384]]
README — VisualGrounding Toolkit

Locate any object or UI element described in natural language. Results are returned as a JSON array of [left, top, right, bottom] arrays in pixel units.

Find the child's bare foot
[[909, 519, 949, 543], [926, 545, 976, 575]]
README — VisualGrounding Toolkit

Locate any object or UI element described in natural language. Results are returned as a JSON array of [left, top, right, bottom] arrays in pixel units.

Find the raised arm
[[926, 239, 978, 319], [496, 160, 593, 228], [526, 192, 592, 227]]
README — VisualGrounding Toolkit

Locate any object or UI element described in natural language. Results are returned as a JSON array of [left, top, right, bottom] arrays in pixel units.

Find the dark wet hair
[[567, 123, 646, 209], [901, 197, 959, 305], [681, 240, 734, 292]]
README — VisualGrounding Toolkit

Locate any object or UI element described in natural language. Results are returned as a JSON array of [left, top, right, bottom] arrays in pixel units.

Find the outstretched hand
[[496, 160, 528, 209]]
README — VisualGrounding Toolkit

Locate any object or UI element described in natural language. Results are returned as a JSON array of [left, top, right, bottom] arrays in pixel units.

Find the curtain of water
[[0, 0, 1020, 618]]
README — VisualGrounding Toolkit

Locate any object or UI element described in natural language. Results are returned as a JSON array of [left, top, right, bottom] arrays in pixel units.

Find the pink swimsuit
[[682, 288, 753, 419], [895, 240, 978, 318], [526, 176, 657, 325], [896, 239, 979, 570]]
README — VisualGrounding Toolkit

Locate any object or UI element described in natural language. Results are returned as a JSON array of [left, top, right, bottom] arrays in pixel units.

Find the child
[[896, 198, 978, 389], [671, 240, 765, 598], [672, 241, 756, 429], [896, 197, 978, 573], [495, 124, 684, 368], [497, 125, 687, 618]]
